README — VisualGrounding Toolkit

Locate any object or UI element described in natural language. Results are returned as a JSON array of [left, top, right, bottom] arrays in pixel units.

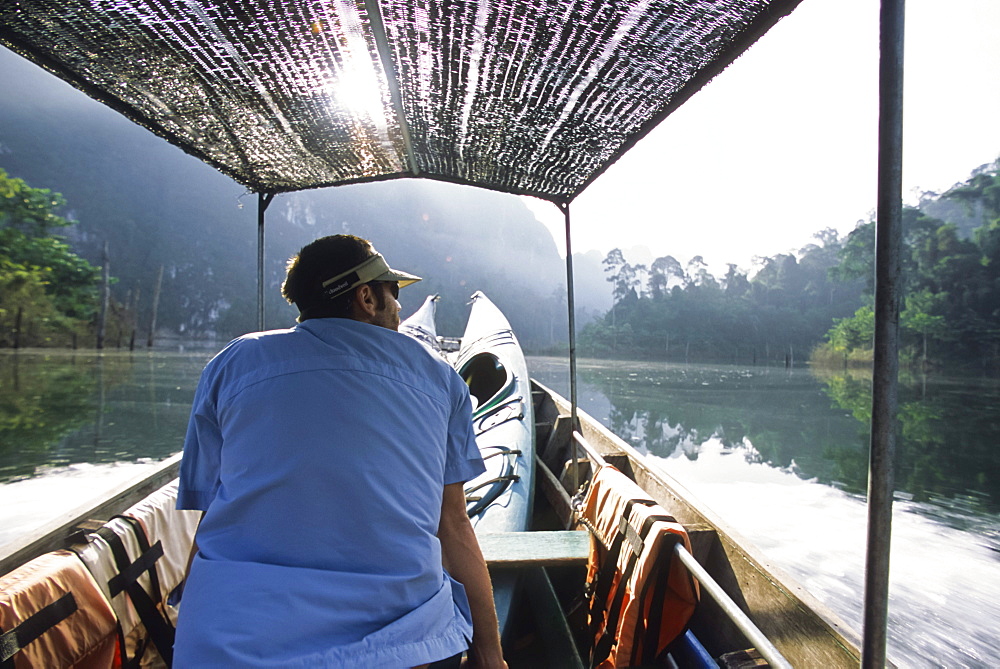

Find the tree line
[[0, 167, 572, 350], [580, 228, 863, 364], [1, 168, 98, 347], [4, 156, 998, 362], [580, 159, 1000, 371]]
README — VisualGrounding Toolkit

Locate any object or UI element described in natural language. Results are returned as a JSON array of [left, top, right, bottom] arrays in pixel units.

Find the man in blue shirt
[[175, 235, 506, 668]]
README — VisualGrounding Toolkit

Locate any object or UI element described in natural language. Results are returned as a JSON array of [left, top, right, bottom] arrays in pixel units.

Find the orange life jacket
[[0, 549, 117, 668], [1, 480, 198, 668], [582, 465, 699, 668]]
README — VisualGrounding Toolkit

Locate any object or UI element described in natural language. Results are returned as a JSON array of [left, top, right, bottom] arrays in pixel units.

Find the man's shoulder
[[217, 319, 460, 385], [380, 329, 460, 382], [304, 318, 446, 364], [202, 327, 300, 373], [217, 326, 297, 354]]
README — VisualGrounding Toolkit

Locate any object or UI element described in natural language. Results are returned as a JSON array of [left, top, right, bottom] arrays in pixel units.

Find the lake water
[[1, 349, 997, 667]]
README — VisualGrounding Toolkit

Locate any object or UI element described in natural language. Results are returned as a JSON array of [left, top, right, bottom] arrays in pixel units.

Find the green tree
[[648, 255, 683, 299], [0, 169, 103, 345], [827, 305, 875, 352], [901, 288, 949, 365], [943, 160, 1000, 223], [603, 248, 642, 304]]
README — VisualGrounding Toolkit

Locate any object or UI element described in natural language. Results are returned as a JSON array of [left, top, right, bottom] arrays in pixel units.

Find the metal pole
[[863, 1, 904, 666], [257, 192, 275, 332], [673, 545, 792, 669], [558, 202, 580, 492]]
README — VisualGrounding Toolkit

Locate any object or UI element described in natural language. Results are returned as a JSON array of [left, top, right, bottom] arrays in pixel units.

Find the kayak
[[401, 291, 535, 635], [453, 292, 534, 534], [402, 292, 534, 531], [399, 294, 442, 354]]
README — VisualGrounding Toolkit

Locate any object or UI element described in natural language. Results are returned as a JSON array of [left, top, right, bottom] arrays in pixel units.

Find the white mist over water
[[654, 437, 1000, 668]]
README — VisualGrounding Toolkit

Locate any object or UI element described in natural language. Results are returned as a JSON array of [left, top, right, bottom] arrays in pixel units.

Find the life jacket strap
[[586, 497, 656, 635], [630, 532, 693, 666], [107, 541, 164, 599], [95, 522, 175, 666], [116, 516, 165, 600], [0, 592, 77, 665]]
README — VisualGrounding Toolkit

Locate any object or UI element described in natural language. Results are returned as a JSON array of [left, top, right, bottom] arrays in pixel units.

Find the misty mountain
[[0, 48, 609, 349]]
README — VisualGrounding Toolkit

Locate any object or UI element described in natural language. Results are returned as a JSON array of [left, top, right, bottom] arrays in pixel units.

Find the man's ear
[[352, 283, 379, 321]]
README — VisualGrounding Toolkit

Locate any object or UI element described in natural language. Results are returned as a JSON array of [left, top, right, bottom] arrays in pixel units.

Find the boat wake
[[0, 460, 163, 549], [651, 439, 1000, 669]]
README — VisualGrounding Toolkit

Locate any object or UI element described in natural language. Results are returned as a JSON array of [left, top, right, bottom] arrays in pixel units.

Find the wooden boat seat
[[478, 531, 589, 568]]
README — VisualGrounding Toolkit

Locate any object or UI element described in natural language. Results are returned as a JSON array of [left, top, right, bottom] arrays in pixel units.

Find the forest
[[4, 48, 998, 362], [579, 160, 1000, 371]]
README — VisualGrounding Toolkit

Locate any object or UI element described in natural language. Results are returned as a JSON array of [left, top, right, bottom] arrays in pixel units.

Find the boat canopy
[[0, 0, 801, 203]]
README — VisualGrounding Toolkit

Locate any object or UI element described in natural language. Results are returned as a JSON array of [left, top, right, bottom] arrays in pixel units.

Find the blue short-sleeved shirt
[[175, 318, 485, 667]]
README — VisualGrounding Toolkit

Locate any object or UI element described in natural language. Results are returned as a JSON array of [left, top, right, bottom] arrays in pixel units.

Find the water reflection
[[1, 352, 97, 480], [815, 367, 1000, 514], [0, 350, 214, 482], [537, 359, 1000, 515]]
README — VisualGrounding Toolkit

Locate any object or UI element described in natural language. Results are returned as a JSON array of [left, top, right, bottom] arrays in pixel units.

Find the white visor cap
[[320, 253, 421, 300]]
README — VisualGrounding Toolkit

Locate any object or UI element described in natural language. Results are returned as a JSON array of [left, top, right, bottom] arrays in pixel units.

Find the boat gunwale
[[0, 453, 184, 577]]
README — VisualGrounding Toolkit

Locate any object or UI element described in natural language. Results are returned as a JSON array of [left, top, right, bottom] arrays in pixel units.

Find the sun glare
[[310, 2, 390, 130], [330, 62, 388, 126]]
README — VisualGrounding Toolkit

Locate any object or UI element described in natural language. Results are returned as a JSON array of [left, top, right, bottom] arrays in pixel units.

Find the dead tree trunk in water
[[13, 306, 23, 349], [129, 284, 141, 351], [147, 265, 164, 348], [96, 241, 110, 350]]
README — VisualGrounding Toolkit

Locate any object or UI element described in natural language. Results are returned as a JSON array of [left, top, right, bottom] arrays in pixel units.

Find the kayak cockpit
[[460, 352, 514, 416]]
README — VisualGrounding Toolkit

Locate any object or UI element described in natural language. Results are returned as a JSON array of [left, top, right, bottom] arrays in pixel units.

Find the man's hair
[[282, 235, 382, 320]]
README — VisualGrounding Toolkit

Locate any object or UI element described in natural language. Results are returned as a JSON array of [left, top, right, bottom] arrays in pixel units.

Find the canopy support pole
[[257, 192, 275, 332], [863, 0, 904, 666], [364, 0, 420, 177], [557, 202, 579, 493]]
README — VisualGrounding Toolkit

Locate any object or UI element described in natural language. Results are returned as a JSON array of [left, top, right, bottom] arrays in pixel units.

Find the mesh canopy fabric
[[0, 0, 800, 202]]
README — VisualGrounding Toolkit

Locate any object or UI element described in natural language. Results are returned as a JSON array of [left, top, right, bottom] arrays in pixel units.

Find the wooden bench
[[478, 530, 589, 568], [480, 530, 588, 668]]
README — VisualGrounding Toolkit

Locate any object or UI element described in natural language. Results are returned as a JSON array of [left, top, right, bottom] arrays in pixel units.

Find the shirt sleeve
[[443, 374, 486, 486], [176, 364, 224, 510]]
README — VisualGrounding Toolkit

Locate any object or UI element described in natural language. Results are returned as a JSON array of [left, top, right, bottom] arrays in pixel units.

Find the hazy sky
[[525, 0, 1000, 273]]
